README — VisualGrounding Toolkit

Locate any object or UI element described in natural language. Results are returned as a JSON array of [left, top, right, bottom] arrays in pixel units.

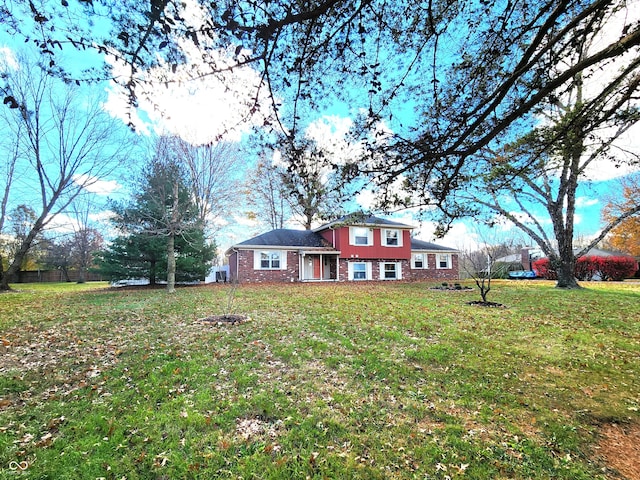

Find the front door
[[313, 256, 321, 279]]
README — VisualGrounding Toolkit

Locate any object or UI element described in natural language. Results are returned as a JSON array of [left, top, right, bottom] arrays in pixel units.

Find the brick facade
[[407, 253, 459, 281], [340, 256, 459, 281], [227, 216, 459, 283], [231, 251, 459, 283], [230, 250, 301, 283]]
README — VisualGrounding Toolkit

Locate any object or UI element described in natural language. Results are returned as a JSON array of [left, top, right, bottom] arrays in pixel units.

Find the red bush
[[600, 256, 638, 281], [575, 256, 601, 281], [532, 258, 556, 280], [534, 256, 637, 281]]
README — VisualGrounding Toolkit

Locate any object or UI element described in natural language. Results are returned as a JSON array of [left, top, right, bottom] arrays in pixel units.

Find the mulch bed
[[466, 301, 507, 308], [198, 314, 249, 326]]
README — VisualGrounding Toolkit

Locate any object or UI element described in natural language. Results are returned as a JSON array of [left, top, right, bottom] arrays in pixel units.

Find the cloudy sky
[[1, 0, 638, 254]]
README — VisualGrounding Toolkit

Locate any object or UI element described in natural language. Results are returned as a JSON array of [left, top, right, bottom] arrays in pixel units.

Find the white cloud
[[271, 149, 285, 168], [103, 0, 275, 145], [105, 49, 273, 145], [575, 213, 586, 226], [44, 213, 77, 234], [232, 214, 259, 228], [413, 221, 482, 251], [0, 46, 19, 72], [355, 189, 376, 210], [89, 210, 116, 224], [575, 196, 599, 208], [73, 174, 121, 195]]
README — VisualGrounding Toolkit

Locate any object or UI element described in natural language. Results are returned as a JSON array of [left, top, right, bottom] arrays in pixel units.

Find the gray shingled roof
[[235, 229, 331, 248], [410, 238, 458, 252], [231, 220, 457, 253], [315, 214, 414, 230]]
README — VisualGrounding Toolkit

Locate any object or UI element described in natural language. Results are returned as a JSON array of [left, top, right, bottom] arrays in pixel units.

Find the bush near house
[[534, 256, 638, 281]]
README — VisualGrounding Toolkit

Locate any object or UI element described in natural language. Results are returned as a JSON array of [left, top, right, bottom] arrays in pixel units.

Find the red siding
[[326, 226, 412, 260]]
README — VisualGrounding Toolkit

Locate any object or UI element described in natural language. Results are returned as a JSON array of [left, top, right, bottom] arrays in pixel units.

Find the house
[[226, 215, 459, 283]]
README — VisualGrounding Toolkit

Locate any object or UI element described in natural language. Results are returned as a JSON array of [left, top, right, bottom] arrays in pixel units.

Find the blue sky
[[1, 1, 638, 256]]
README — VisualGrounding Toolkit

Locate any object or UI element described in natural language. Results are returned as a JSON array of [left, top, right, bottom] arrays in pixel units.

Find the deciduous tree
[[422, 10, 640, 289], [245, 159, 291, 230], [602, 174, 640, 256], [108, 138, 214, 292], [5, 1, 638, 177], [168, 137, 243, 238], [277, 137, 349, 229], [0, 56, 129, 290]]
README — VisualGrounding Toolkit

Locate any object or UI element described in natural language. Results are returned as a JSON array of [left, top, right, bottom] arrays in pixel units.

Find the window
[[349, 262, 371, 280], [350, 227, 372, 246], [383, 229, 402, 247], [413, 253, 425, 269], [380, 262, 401, 280], [254, 250, 286, 270], [437, 254, 451, 269], [353, 263, 367, 279]]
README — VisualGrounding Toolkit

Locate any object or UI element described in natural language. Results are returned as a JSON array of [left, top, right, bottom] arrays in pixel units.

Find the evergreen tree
[[98, 146, 215, 288]]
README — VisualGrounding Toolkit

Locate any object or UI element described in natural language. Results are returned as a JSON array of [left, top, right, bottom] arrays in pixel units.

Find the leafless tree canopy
[[3, 0, 639, 290], [3, 1, 637, 197], [0, 58, 130, 290], [167, 137, 243, 237]]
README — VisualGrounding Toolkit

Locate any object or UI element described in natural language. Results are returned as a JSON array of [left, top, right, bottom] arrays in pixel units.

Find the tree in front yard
[[0, 55, 129, 290], [426, 10, 640, 289], [97, 230, 214, 286], [104, 139, 215, 291]]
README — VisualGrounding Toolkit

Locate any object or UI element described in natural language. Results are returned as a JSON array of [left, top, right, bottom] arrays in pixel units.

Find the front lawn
[[1, 280, 638, 479]]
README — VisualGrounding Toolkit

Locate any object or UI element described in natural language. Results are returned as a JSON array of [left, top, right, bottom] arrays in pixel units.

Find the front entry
[[301, 253, 338, 281], [304, 255, 322, 280]]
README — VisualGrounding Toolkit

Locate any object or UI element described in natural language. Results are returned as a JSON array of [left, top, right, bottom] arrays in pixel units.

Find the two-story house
[[226, 214, 459, 283]]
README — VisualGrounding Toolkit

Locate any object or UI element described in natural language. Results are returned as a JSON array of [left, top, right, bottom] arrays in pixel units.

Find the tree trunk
[[150, 259, 157, 286], [77, 267, 86, 284], [0, 255, 5, 291], [62, 267, 71, 282], [166, 233, 176, 293], [554, 256, 581, 289], [0, 216, 46, 290]]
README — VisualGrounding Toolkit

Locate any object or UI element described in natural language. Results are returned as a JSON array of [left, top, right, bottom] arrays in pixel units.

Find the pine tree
[[99, 148, 215, 289]]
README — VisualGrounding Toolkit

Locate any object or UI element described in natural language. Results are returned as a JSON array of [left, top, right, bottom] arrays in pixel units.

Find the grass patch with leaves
[[1, 280, 638, 478]]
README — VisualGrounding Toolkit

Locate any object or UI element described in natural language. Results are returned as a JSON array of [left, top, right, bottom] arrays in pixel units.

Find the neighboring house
[[226, 215, 459, 283], [495, 247, 545, 272]]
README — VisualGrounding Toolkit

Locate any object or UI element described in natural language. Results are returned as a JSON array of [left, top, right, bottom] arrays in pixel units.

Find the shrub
[[600, 256, 638, 281], [575, 256, 600, 281], [532, 258, 556, 280], [534, 256, 638, 281]]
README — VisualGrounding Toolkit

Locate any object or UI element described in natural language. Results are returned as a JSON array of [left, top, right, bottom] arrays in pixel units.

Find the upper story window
[[382, 229, 402, 247], [254, 250, 286, 270], [437, 253, 452, 269], [350, 227, 372, 246]]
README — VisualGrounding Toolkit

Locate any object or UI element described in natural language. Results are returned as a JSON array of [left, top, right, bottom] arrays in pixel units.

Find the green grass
[[0, 280, 638, 478]]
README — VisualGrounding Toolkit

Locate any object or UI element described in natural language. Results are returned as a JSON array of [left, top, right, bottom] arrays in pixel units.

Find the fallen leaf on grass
[[36, 432, 53, 448], [154, 452, 169, 467]]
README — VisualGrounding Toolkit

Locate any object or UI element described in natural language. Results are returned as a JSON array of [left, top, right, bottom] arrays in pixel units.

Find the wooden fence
[[5, 270, 105, 283]]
